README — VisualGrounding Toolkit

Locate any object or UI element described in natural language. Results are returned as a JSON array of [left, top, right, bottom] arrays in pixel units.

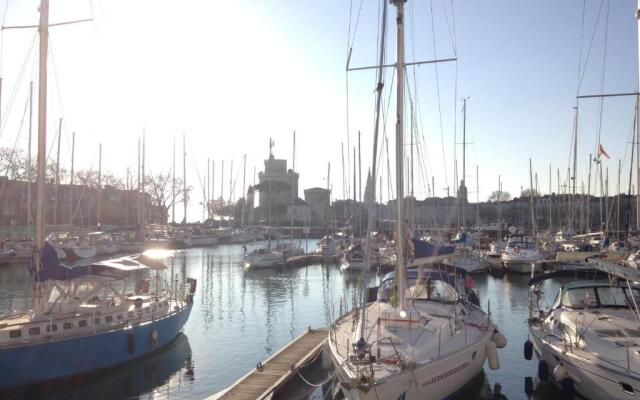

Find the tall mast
[[53, 118, 61, 225], [636, 0, 640, 232], [357, 0, 387, 344], [353, 147, 356, 232], [207, 158, 210, 220], [241, 154, 246, 227], [497, 175, 502, 241], [392, 0, 407, 311], [549, 164, 552, 232], [27, 81, 33, 228], [97, 143, 102, 226], [182, 131, 186, 224], [229, 160, 233, 205], [137, 137, 141, 227], [34, 0, 49, 284], [69, 132, 74, 225], [571, 106, 578, 231], [141, 132, 145, 225], [212, 160, 215, 217], [221, 160, 224, 210], [172, 135, 176, 224], [529, 159, 537, 237], [587, 153, 592, 232], [461, 97, 468, 227], [476, 165, 479, 227], [617, 158, 621, 239]]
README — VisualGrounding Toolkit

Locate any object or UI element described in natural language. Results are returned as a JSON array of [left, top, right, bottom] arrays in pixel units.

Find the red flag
[[465, 275, 474, 289], [598, 144, 610, 159]]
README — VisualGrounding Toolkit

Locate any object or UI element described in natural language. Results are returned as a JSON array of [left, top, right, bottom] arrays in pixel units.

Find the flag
[[597, 144, 610, 159]]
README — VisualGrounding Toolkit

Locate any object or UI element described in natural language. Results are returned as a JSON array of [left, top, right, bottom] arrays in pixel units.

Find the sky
[[0, 0, 637, 223]]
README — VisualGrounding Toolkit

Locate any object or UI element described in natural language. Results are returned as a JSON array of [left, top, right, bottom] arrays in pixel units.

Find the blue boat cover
[[29, 242, 156, 282], [412, 239, 455, 258]]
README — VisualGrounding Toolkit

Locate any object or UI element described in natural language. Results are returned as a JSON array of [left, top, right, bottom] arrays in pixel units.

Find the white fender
[[492, 331, 507, 349], [487, 340, 500, 370]]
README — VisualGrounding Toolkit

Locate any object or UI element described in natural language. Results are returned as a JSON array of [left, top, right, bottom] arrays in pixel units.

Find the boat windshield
[[561, 285, 640, 309], [378, 277, 458, 303], [508, 241, 535, 250]]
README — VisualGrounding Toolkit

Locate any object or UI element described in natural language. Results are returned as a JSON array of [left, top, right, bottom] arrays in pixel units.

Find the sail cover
[[29, 242, 162, 282]]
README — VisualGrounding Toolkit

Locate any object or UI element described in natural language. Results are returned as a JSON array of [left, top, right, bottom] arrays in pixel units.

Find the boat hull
[[529, 326, 640, 400], [0, 303, 192, 390], [331, 327, 492, 400]]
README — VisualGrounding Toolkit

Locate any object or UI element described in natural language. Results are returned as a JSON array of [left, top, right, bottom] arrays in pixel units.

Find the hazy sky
[[0, 0, 637, 222]]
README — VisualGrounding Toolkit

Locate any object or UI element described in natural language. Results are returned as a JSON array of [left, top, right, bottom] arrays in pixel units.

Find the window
[[562, 288, 597, 308], [46, 324, 58, 332], [127, 312, 134, 318], [597, 287, 628, 307], [145, 308, 150, 314], [28, 327, 40, 335], [63, 322, 73, 330], [117, 314, 123, 320], [9, 330, 21, 338], [94, 318, 101, 324], [105, 316, 113, 323], [78, 320, 87, 327]]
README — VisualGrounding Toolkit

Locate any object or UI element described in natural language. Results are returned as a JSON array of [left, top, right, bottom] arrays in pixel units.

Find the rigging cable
[[428, 0, 449, 190], [0, 31, 36, 142]]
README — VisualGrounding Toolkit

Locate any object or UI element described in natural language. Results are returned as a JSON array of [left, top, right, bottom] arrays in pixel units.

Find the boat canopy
[[29, 242, 164, 282], [527, 269, 611, 286]]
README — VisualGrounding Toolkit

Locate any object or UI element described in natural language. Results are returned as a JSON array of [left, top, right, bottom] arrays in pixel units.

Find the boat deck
[[209, 327, 328, 400]]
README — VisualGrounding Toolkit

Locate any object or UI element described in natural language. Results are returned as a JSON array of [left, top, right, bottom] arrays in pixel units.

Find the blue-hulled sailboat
[[0, 0, 194, 390]]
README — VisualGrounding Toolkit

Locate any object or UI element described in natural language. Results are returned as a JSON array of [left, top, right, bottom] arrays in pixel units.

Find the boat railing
[[0, 297, 189, 347]]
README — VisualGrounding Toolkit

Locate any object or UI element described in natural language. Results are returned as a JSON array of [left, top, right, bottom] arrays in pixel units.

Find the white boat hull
[[529, 326, 640, 400], [244, 254, 285, 268], [331, 327, 492, 400]]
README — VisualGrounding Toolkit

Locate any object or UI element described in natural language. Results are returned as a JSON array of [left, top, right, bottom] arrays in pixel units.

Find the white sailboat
[[328, 2, 504, 398]]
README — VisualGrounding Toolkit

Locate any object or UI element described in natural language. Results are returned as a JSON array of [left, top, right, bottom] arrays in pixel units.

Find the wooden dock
[[209, 327, 329, 400]]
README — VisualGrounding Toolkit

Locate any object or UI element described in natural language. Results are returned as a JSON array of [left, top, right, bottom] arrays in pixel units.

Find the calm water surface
[[0, 241, 570, 399]]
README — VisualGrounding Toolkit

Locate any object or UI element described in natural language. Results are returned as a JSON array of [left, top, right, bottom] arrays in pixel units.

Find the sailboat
[[328, 2, 504, 399], [0, 1, 194, 389]]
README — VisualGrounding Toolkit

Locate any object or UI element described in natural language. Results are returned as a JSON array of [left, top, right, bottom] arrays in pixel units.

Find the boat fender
[[256, 361, 264, 372], [524, 340, 533, 360], [514, 246, 520, 254], [538, 360, 549, 381], [127, 332, 135, 354], [561, 377, 574, 399], [486, 340, 500, 370], [151, 330, 158, 348], [524, 377, 534, 397], [553, 363, 568, 381], [492, 331, 507, 349]]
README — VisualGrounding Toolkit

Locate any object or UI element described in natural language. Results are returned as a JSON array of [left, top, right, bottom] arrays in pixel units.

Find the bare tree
[[488, 190, 512, 202], [74, 170, 123, 189], [145, 172, 190, 223]]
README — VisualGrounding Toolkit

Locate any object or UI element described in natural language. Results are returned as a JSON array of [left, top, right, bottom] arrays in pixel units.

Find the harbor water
[[0, 241, 568, 400]]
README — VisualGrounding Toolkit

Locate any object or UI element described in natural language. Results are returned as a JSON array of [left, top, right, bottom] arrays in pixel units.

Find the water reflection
[[0, 241, 578, 399], [5, 333, 193, 400]]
